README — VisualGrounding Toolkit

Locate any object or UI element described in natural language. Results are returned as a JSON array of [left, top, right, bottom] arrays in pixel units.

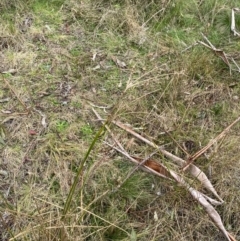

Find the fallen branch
[[106, 143, 235, 241], [112, 120, 223, 203], [92, 109, 236, 240]]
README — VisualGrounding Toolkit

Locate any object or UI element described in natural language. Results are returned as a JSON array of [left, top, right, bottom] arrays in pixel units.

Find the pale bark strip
[[169, 171, 235, 241]]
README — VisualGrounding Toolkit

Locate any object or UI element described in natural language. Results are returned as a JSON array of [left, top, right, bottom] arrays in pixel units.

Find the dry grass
[[0, 0, 240, 240]]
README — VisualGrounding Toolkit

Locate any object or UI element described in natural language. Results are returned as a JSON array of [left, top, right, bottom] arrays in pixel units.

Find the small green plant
[[56, 120, 69, 132], [80, 124, 93, 137], [70, 47, 82, 57]]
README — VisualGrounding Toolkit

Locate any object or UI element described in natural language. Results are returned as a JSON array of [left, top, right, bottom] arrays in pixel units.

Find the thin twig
[[201, 32, 216, 49], [182, 116, 240, 171], [116, 151, 158, 189], [165, 129, 189, 156], [181, 41, 199, 53], [199, 33, 231, 67]]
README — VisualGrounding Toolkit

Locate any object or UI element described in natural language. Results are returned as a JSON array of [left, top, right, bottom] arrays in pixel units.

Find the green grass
[[1, 0, 240, 240]]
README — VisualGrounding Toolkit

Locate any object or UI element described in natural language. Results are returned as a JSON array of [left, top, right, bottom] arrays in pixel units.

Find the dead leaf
[[1, 110, 12, 114], [132, 156, 171, 178], [167, 171, 234, 241]]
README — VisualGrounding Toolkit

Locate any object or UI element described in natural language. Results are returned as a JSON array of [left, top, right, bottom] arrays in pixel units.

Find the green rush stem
[[61, 119, 109, 220]]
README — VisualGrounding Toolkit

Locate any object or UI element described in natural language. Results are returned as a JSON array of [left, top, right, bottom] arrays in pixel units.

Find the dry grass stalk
[[182, 116, 240, 171], [231, 8, 240, 37]]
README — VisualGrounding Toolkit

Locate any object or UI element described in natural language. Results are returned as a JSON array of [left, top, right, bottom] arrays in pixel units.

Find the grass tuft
[[1, 0, 240, 240]]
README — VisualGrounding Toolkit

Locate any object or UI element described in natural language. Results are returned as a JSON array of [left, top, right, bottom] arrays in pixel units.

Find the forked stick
[[112, 120, 223, 203]]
